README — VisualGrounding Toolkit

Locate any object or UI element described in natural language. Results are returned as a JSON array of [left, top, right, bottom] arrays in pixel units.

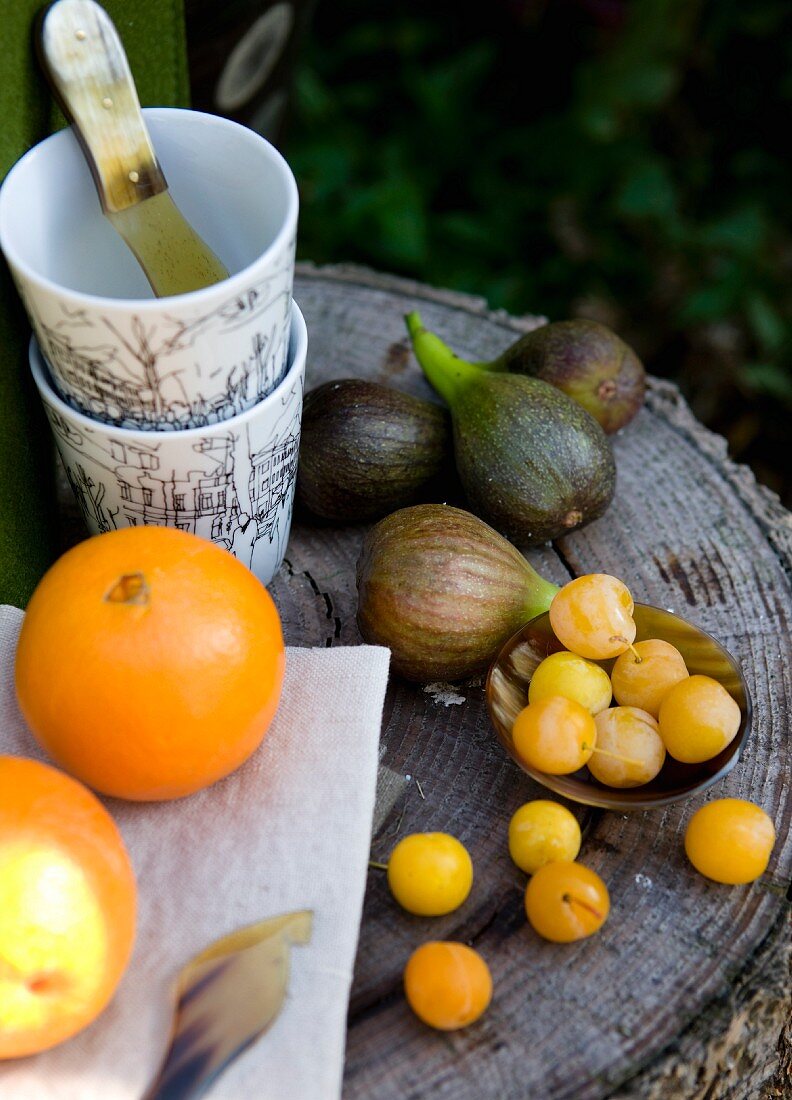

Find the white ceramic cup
[[1, 108, 298, 430], [31, 302, 306, 587]]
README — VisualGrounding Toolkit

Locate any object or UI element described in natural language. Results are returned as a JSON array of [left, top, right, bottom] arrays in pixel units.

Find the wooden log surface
[[280, 265, 792, 1100], [55, 263, 790, 1098]]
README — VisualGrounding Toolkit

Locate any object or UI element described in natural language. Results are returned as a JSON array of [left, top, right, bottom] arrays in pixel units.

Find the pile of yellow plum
[[514, 574, 742, 785]]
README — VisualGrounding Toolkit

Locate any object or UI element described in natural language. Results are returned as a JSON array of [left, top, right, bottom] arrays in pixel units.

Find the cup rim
[[0, 107, 299, 311], [30, 300, 307, 441]]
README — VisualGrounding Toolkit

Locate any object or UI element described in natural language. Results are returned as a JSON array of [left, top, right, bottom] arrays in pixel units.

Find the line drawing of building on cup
[[45, 373, 303, 572], [26, 241, 294, 429]]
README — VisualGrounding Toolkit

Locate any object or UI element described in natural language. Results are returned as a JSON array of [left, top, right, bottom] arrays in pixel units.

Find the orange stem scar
[[105, 572, 150, 605]]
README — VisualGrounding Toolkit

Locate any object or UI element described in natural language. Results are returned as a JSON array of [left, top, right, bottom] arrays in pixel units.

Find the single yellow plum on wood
[[685, 799, 775, 884], [387, 833, 473, 916], [508, 800, 582, 874], [404, 942, 492, 1030], [525, 861, 610, 943]]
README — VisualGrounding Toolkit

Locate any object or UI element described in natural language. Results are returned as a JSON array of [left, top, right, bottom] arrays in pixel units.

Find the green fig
[[297, 379, 449, 523], [356, 504, 559, 682], [405, 313, 616, 546], [492, 319, 645, 434]]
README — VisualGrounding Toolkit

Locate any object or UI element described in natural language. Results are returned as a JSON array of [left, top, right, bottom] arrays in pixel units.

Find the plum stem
[[562, 893, 604, 921], [610, 634, 641, 662], [583, 743, 643, 769]]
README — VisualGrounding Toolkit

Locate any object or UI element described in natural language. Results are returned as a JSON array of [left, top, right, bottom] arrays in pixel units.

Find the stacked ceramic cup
[[0, 109, 305, 586]]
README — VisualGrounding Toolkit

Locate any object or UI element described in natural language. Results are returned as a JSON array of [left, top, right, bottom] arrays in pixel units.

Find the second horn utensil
[[143, 910, 313, 1100], [38, 0, 229, 297]]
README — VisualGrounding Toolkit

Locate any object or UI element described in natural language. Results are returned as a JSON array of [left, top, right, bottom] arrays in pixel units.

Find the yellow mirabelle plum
[[508, 800, 581, 874], [529, 651, 612, 715], [549, 574, 636, 660]]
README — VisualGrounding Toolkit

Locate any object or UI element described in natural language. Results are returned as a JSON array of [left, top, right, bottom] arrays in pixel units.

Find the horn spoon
[[38, 0, 229, 297]]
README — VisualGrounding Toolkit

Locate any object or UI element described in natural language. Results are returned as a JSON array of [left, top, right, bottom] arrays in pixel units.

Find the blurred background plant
[[279, 0, 792, 503]]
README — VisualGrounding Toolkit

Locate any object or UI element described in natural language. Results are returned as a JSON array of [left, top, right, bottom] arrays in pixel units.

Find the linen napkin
[[0, 605, 390, 1100], [0, 1, 190, 607]]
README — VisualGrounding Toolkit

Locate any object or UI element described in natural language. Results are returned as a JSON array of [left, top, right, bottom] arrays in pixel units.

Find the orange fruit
[[404, 942, 492, 1030], [15, 527, 285, 801], [0, 755, 136, 1058]]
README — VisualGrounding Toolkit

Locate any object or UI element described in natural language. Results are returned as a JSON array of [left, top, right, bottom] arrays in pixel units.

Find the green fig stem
[[525, 570, 560, 619], [405, 311, 487, 405]]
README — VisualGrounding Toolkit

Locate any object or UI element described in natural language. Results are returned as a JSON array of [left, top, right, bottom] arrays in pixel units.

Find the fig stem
[[405, 312, 484, 405], [524, 571, 561, 618]]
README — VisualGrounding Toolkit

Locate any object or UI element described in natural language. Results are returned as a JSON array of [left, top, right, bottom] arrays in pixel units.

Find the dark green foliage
[[285, 0, 792, 500]]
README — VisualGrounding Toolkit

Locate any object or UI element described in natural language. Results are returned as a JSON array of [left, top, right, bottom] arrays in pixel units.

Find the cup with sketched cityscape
[[30, 303, 307, 587], [0, 108, 298, 430]]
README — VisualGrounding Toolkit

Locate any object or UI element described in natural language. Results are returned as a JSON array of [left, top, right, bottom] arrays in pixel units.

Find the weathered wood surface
[[56, 263, 791, 1098], [281, 265, 792, 1100]]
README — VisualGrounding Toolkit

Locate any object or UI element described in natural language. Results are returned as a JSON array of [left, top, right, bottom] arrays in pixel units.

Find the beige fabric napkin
[[0, 605, 390, 1100]]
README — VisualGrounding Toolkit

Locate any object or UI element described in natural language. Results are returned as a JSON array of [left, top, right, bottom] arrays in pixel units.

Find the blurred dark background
[[188, 0, 792, 505]]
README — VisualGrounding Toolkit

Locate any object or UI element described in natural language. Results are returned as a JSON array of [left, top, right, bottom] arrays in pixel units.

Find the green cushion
[[0, 0, 189, 608]]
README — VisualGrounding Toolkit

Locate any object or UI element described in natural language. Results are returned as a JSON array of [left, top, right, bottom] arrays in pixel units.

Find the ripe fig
[[356, 504, 559, 682], [297, 379, 449, 523], [406, 313, 615, 546], [494, 319, 645, 434]]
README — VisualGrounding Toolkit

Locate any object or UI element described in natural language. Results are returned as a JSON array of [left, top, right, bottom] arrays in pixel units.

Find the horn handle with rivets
[[38, 0, 167, 213]]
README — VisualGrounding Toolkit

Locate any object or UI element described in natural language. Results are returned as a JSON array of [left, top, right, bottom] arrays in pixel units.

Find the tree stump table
[[278, 265, 791, 1100], [56, 263, 791, 1098]]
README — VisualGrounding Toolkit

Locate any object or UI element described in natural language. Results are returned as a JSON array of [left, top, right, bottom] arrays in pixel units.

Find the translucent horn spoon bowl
[[486, 604, 751, 811]]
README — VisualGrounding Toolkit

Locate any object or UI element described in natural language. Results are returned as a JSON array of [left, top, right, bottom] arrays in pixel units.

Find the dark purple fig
[[297, 379, 449, 523], [494, 319, 645, 434], [356, 504, 558, 682]]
